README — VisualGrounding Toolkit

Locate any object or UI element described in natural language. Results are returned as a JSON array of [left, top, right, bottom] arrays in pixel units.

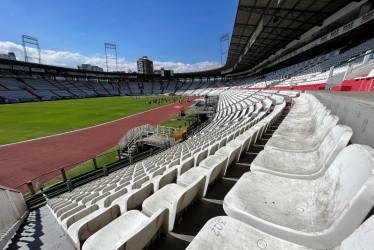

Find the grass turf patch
[[0, 95, 187, 145]]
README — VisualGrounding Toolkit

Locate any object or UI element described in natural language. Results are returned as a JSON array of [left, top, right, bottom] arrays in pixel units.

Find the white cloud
[[0, 41, 220, 73]]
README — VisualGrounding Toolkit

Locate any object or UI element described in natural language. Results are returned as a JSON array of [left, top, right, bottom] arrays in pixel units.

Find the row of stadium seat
[[45, 90, 374, 249], [188, 93, 374, 249], [46, 90, 283, 249]]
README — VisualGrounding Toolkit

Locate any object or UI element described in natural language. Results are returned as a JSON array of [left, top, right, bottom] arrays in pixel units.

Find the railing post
[[60, 168, 67, 182], [117, 150, 122, 160], [66, 179, 73, 192], [103, 166, 108, 176], [150, 148, 153, 156], [93, 157, 98, 170], [129, 155, 133, 164], [27, 181, 35, 196]]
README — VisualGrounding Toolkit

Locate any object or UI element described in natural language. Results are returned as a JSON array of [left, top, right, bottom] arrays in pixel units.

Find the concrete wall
[[0, 185, 28, 249], [309, 91, 374, 149]]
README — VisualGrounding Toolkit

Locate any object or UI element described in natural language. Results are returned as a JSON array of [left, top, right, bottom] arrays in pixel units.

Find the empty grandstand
[[1, 0, 374, 250]]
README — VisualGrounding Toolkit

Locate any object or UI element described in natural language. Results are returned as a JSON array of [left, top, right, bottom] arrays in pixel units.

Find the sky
[[0, 0, 238, 73]]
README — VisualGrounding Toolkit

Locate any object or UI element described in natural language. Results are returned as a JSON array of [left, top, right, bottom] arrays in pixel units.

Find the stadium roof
[[224, 0, 356, 74]]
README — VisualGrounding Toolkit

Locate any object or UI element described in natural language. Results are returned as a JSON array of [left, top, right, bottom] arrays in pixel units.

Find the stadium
[[1, 0, 374, 249]]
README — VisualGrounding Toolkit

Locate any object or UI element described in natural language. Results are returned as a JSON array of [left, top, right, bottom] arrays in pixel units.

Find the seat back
[[317, 125, 353, 169], [103, 187, 128, 208], [66, 205, 99, 229], [159, 168, 177, 190], [176, 176, 205, 213], [313, 145, 374, 247], [340, 215, 374, 250], [77, 205, 121, 246], [127, 183, 154, 210], [180, 157, 194, 175], [195, 149, 208, 167], [132, 176, 150, 190], [314, 115, 339, 142], [118, 208, 169, 250], [208, 143, 219, 156]]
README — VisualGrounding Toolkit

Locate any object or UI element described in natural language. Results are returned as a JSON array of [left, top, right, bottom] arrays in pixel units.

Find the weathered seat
[[67, 205, 121, 249], [187, 215, 374, 250], [142, 176, 205, 230], [111, 182, 153, 213], [223, 145, 374, 248], [265, 115, 339, 152], [251, 125, 353, 179], [175, 156, 194, 176], [82, 208, 169, 250], [215, 143, 242, 175], [177, 159, 223, 196]]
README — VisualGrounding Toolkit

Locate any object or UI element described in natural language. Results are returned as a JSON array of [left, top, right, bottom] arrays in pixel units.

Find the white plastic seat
[[62, 205, 100, 231], [176, 156, 194, 176], [82, 208, 169, 250], [215, 143, 242, 175], [199, 154, 227, 177], [223, 145, 374, 248], [187, 215, 374, 250], [194, 148, 209, 167], [142, 167, 177, 192], [142, 176, 205, 230], [177, 160, 223, 196], [67, 205, 121, 249], [265, 115, 339, 152], [251, 125, 353, 179], [111, 182, 153, 213], [59, 205, 86, 223], [55, 203, 78, 218], [96, 187, 128, 208]]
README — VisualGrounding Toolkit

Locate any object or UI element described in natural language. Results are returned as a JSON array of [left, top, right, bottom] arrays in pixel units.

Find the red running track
[[0, 100, 195, 189]]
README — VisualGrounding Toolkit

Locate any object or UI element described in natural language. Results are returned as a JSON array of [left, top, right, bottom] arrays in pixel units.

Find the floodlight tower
[[220, 33, 229, 65], [105, 43, 118, 72], [22, 35, 42, 64]]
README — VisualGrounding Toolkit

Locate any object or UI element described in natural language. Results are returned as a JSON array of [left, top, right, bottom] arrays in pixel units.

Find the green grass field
[[0, 95, 186, 145]]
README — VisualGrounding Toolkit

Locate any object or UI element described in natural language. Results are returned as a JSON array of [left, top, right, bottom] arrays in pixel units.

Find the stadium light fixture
[[105, 43, 118, 72], [22, 35, 42, 64], [220, 33, 229, 65]]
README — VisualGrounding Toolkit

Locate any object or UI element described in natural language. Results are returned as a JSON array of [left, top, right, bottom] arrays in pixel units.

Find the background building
[[137, 56, 153, 74]]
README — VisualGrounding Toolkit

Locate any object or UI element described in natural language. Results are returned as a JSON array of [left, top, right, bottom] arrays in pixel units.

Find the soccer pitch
[[0, 96, 186, 145]]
